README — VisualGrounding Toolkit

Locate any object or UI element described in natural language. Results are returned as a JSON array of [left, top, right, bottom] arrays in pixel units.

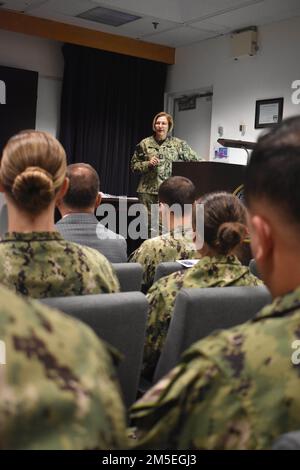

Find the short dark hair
[[158, 176, 196, 209], [63, 163, 99, 209], [244, 116, 300, 224]]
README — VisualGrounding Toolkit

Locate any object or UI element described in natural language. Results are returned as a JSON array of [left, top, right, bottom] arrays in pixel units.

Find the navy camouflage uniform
[[128, 226, 198, 291], [131, 135, 201, 212], [0, 232, 119, 298], [131, 286, 300, 449], [0, 283, 127, 449], [143, 255, 262, 379]]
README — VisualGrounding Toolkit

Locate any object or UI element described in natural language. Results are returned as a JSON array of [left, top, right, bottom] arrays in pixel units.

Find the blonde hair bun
[[0, 130, 66, 214], [12, 166, 54, 211]]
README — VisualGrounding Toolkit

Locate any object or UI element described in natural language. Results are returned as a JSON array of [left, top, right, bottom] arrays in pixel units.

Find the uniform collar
[[1, 232, 64, 242], [161, 224, 193, 237], [198, 254, 242, 266], [254, 286, 300, 321], [150, 135, 172, 147]]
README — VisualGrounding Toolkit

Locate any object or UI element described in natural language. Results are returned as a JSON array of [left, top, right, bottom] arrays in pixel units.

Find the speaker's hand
[[148, 156, 159, 167]]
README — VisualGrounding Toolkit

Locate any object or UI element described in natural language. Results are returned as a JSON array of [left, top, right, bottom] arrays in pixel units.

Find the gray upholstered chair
[[153, 262, 184, 283], [154, 285, 272, 382], [112, 263, 143, 292], [272, 431, 300, 449], [249, 258, 262, 279], [40, 292, 148, 408]]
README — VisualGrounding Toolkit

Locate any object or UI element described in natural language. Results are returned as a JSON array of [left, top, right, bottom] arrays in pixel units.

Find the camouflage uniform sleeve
[[131, 354, 221, 449], [86, 248, 120, 293], [143, 276, 179, 379], [251, 275, 263, 286], [128, 240, 157, 289], [69, 316, 129, 449], [131, 143, 152, 174], [2, 292, 128, 449], [132, 324, 262, 450], [179, 140, 203, 161]]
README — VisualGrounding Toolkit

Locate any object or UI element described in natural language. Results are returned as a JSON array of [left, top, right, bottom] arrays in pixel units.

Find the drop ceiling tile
[[29, 10, 134, 35], [195, 0, 300, 29], [190, 20, 230, 33], [0, 0, 46, 12], [23, 0, 97, 16], [117, 17, 181, 37], [91, 0, 182, 22], [2, 0, 300, 48], [179, 0, 264, 22], [143, 25, 218, 47]]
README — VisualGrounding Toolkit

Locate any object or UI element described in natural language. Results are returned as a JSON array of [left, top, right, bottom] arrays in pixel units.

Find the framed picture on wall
[[254, 97, 284, 129]]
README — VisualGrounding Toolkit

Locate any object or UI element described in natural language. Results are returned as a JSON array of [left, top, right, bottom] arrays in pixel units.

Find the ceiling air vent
[[77, 6, 141, 27]]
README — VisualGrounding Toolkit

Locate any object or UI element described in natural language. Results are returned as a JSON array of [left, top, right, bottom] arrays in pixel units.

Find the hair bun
[[12, 166, 54, 212], [216, 222, 247, 254]]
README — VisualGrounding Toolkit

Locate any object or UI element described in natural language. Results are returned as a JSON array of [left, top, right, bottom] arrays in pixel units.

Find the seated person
[[129, 176, 198, 291], [0, 282, 127, 449], [130, 116, 300, 449], [0, 130, 119, 298], [56, 163, 127, 263], [142, 192, 262, 380]]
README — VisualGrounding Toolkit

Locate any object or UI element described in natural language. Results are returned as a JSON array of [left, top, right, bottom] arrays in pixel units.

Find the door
[[166, 89, 213, 160]]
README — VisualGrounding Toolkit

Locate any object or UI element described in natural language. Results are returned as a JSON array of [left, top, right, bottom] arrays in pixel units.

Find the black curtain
[[59, 44, 167, 196]]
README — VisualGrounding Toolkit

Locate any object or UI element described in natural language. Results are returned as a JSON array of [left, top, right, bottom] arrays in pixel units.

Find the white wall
[[166, 16, 300, 164], [0, 29, 63, 137]]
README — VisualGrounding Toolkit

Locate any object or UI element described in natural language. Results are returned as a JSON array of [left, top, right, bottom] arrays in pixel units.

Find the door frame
[[164, 86, 213, 156]]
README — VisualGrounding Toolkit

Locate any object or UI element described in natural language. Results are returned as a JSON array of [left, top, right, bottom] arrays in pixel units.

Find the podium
[[172, 161, 245, 198]]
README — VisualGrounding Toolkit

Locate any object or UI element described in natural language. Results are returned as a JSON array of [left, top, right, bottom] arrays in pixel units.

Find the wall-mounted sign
[[214, 145, 229, 160], [254, 97, 284, 129], [0, 65, 38, 152], [178, 95, 197, 111]]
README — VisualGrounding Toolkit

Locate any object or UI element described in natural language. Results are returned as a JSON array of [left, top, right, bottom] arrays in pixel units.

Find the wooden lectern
[[172, 161, 245, 198]]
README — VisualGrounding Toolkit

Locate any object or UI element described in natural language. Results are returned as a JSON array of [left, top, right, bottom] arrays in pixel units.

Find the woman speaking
[[131, 111, 202, 216]]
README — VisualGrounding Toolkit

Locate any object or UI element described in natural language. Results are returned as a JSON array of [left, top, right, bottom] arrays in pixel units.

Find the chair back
[[249, 258, 262, 279], [154, 285, 271, 382], [153, 262, 184, 283], [112, 263, 143, 291], [41, 292, 148, 407]]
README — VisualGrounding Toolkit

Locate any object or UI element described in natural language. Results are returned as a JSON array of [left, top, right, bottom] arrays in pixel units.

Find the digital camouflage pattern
[[143, 255, 262, 379], [131, 135, 201, 195], [0, 283, 128, 449], [129, 226, 198, 291], [137, 192, 159, 216], [131, 286, 300, 450], [0, 232, 119, 298]]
